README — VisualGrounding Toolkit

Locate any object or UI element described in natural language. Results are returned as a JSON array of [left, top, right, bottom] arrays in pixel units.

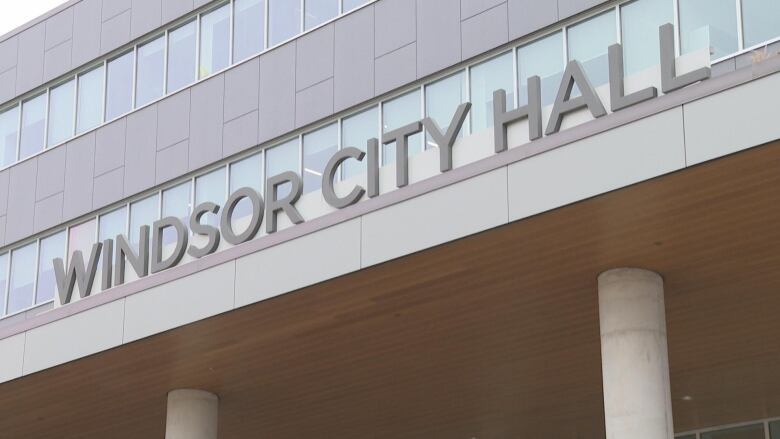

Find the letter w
[[53, 242, 103, 305]]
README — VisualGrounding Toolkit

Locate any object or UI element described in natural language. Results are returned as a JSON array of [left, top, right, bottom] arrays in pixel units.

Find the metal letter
[[322, 147, 366, 208], [151, 217, 189, 274], [545, 60, 607, 135], [367, 138, 380, 198], [54, 242, 103, 305], [493, 77, 542, 153], [114, 226, 150, 285], [423, 102, 471, 171], [188, 202, 222, 257], [101, 239, 113, 291], [382, 121, 423, 188], [609, 43, 658, 112], [220, 188, 265, 245], [660, 23, 710, 93], [265, 171, 304, 234]]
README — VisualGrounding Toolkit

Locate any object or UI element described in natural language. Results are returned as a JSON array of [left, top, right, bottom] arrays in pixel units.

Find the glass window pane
[[36, 231, 66, 304], [229, 153, 263, 224], [130, 194, 159, 250], [100, 207, 127, 242], [200, 4, 231, 78], [48, 80, 75, 146], [341, 106, 377, 180], [621, 0, 674, 75], [701, 424, 765, 439], [67, 219, 97, 298], [770, 420, 780, 438], [0, 253, 7, 316], [76, 66, 105, 134], [234, 0, 265, 61], [0, 106, 19, 167], [162, 182, 192, 246], [518, 32, 564, 107], [303, 123, 337, 193], [136, 36, 165, 106], [742, 0, 780, 48], [20, 94, 46, 160], [269, 0, 301, 46], [266, 139, 300, 199], [196, 167, 227, 227], [469, 52, 514, 133], [343, 0, 369, 12], [382, 89, 422, 166], [568, 10, 617, 89], [425, 72, 467, 149], [168, 21, 197, 92], [305, 0, 338, 30], [7, 243, 36, 314], [680, 0, 739, 59], [106, 51, 134, 120]]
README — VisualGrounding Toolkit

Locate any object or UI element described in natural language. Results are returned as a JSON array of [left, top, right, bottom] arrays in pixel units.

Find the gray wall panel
[[101, 10, 132, 55], [223, 110, 259, 158], [123, 105, 158, 196], [375, 42, 416, 96], [157, 90, 191, 150], [34, 193, 64, 233], [461, 3, 508, 61], [508, 0, 558, 40], [0, 70, 16, 103], [62, 133, 96, 221], [189, 75, 224, 171], [156, 141, 189, 184], [92, 167, 124, 208], [0, 36, 18, 74], [334, 5, 374, 112], [375, 0, 416, 57], [102, 0, 132, 21], [223, 58, 259, 122], [130, 0, 163, 39], [15, 24, 46, 96], [35, 148, 67, 201], [71, 0, 102, 68], [95, 119, 127, 177], [296, 79, 334, 128], [43, 41, 73, 82], [44, 9, 74, 50], [416, 0, 461, 77], [296, 25, 334, 92], [258, 43, 296, 143], [6, 160, 38, 244], [162, 0, 194, 24], [0, 216, 5, 247], [558, 0, 605, 19], [461, 0, 505, 19], [0, 171, 9, 217]]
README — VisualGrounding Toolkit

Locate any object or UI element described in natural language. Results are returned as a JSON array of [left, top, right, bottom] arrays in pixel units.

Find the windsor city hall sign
[[54, 24, 711, 304]]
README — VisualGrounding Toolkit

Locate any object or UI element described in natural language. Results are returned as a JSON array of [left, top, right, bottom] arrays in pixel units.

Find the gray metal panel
[[375, 42, 416, 96], [258, 43, 296, 143], [416, 0, 461, 78], [44, 8, 74, 50], [296, 24, 334, 92], [156, 140, 189, 184], [375, 0, 415, 57], [92, 167, 124, 208], [558, 0, 606, 19], [0, 36, 18, 74], [334, 5, 374, 112], [15, 23, 46, 96], [712, 58, 737, 77], [62, 133, 96, 221], [157, 90, 191, 150], [130, 0, 163, 39], [0, 216, 5, 246], [101, 10, 132, 55], [194, 0, 212, 8], [162, 0, 194, 24], [124, 104, 158, 197], [35, 147, 67, 201], [34, 193, 64, 233], [508, 0, 558, 40], [43, 41, 73, 82], [223, 58, 259, 122], [189, 75, 224, 171], [296, 78, 334, 127], [223, 110, 259, 157], [95, 119, 127, 176], [6, 159, 38, 244], [0, 171, 9, 217], [461, 0, 505, 19], [102, 0, 132, 21], [71, 0, 102, 68], [0, 70, 16, 103], [461, 3, 508, 61]]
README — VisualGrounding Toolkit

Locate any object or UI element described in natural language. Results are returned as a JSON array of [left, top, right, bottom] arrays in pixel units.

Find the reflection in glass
[[36, 231, 66, 304], [0, 254, 7, 316], [200, 4, 231, 78], [20, 94, 46, 160], [229, 153, 263, 225], [568, 10, 617, 89], [425, 72, 467, 148], [48, 80, 75, 146], [97, 207, 127, 291], [269, 0, 301, 46], [341, 106, 377, 180], [195, 167, 227, 228], [8, 243, 37, 314], [305, 0, 338, 30], [382, 90, 422, 166], [0, 106, 18, 167], [234, 0, 265, 61], [162, 182, 192, 246], [700, 423, 765, 439], [136, 36, 165, 106], [742, 0, 780, 48], [680, 0, 739, 59], [266, 139, 300, 199], [106, 51, 134, 120], [303, 123, 338, 193], [518, 31, 564, 106], [470, 52, 514, 133], [621, 0, 673, 75], [130, 194, 158, 250], [168, 21, 197, 92], [77, 66, 105, 134]]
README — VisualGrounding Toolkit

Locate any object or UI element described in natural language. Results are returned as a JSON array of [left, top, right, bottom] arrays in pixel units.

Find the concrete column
[[165, 389, 219, 439], [598, 268, 674, 439]]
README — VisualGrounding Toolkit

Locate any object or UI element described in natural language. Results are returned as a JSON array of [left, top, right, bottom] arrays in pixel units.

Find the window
[[343, 0, 369, 12], [200, 4, 231, 78], [106, 51, 134, 120], [742, 0, 780, 48], [67, 219, 96, 300], [162, 182, 192, 246], [305, 0, 338, 30], [621, 0, 674, 75], [97, 207, 127, 291], [36, 231, 66, 304], [266, 139, 300, 199], [234, 0, 265, 61], [269, 0, 301, 46], [770, 420, 780, 439], [7, 243, 37, 314], [679, 0, 739, 59], [518, 32, 564, 106], [341, 106, 377, 180], [19, 94, 46, 160], [425, 72, 468, 149], [303, 123, 338, 193], [700, 424, 765, 439], [136, 36, 165, 107], [168, 21, 197, 92], [469, 52, 514, 133], [76, 66, 105, 134], [130, 194, 159, 250], [229, 153, 263, 224], [568, 10, 617, 89], [0, 106, 19, 167], [382, 89, 422, 166], [195, 167, 227, 227], [48, 80, 75, 146], [0, 254, 7, 316]]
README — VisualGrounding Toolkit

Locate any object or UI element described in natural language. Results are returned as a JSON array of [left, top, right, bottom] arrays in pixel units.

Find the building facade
[[0, 0, 779, 437]]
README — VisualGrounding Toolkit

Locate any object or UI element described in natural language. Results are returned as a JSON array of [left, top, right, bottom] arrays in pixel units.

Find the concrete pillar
[[165, 389, 219, 439], [598, 268, 674, 439]]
